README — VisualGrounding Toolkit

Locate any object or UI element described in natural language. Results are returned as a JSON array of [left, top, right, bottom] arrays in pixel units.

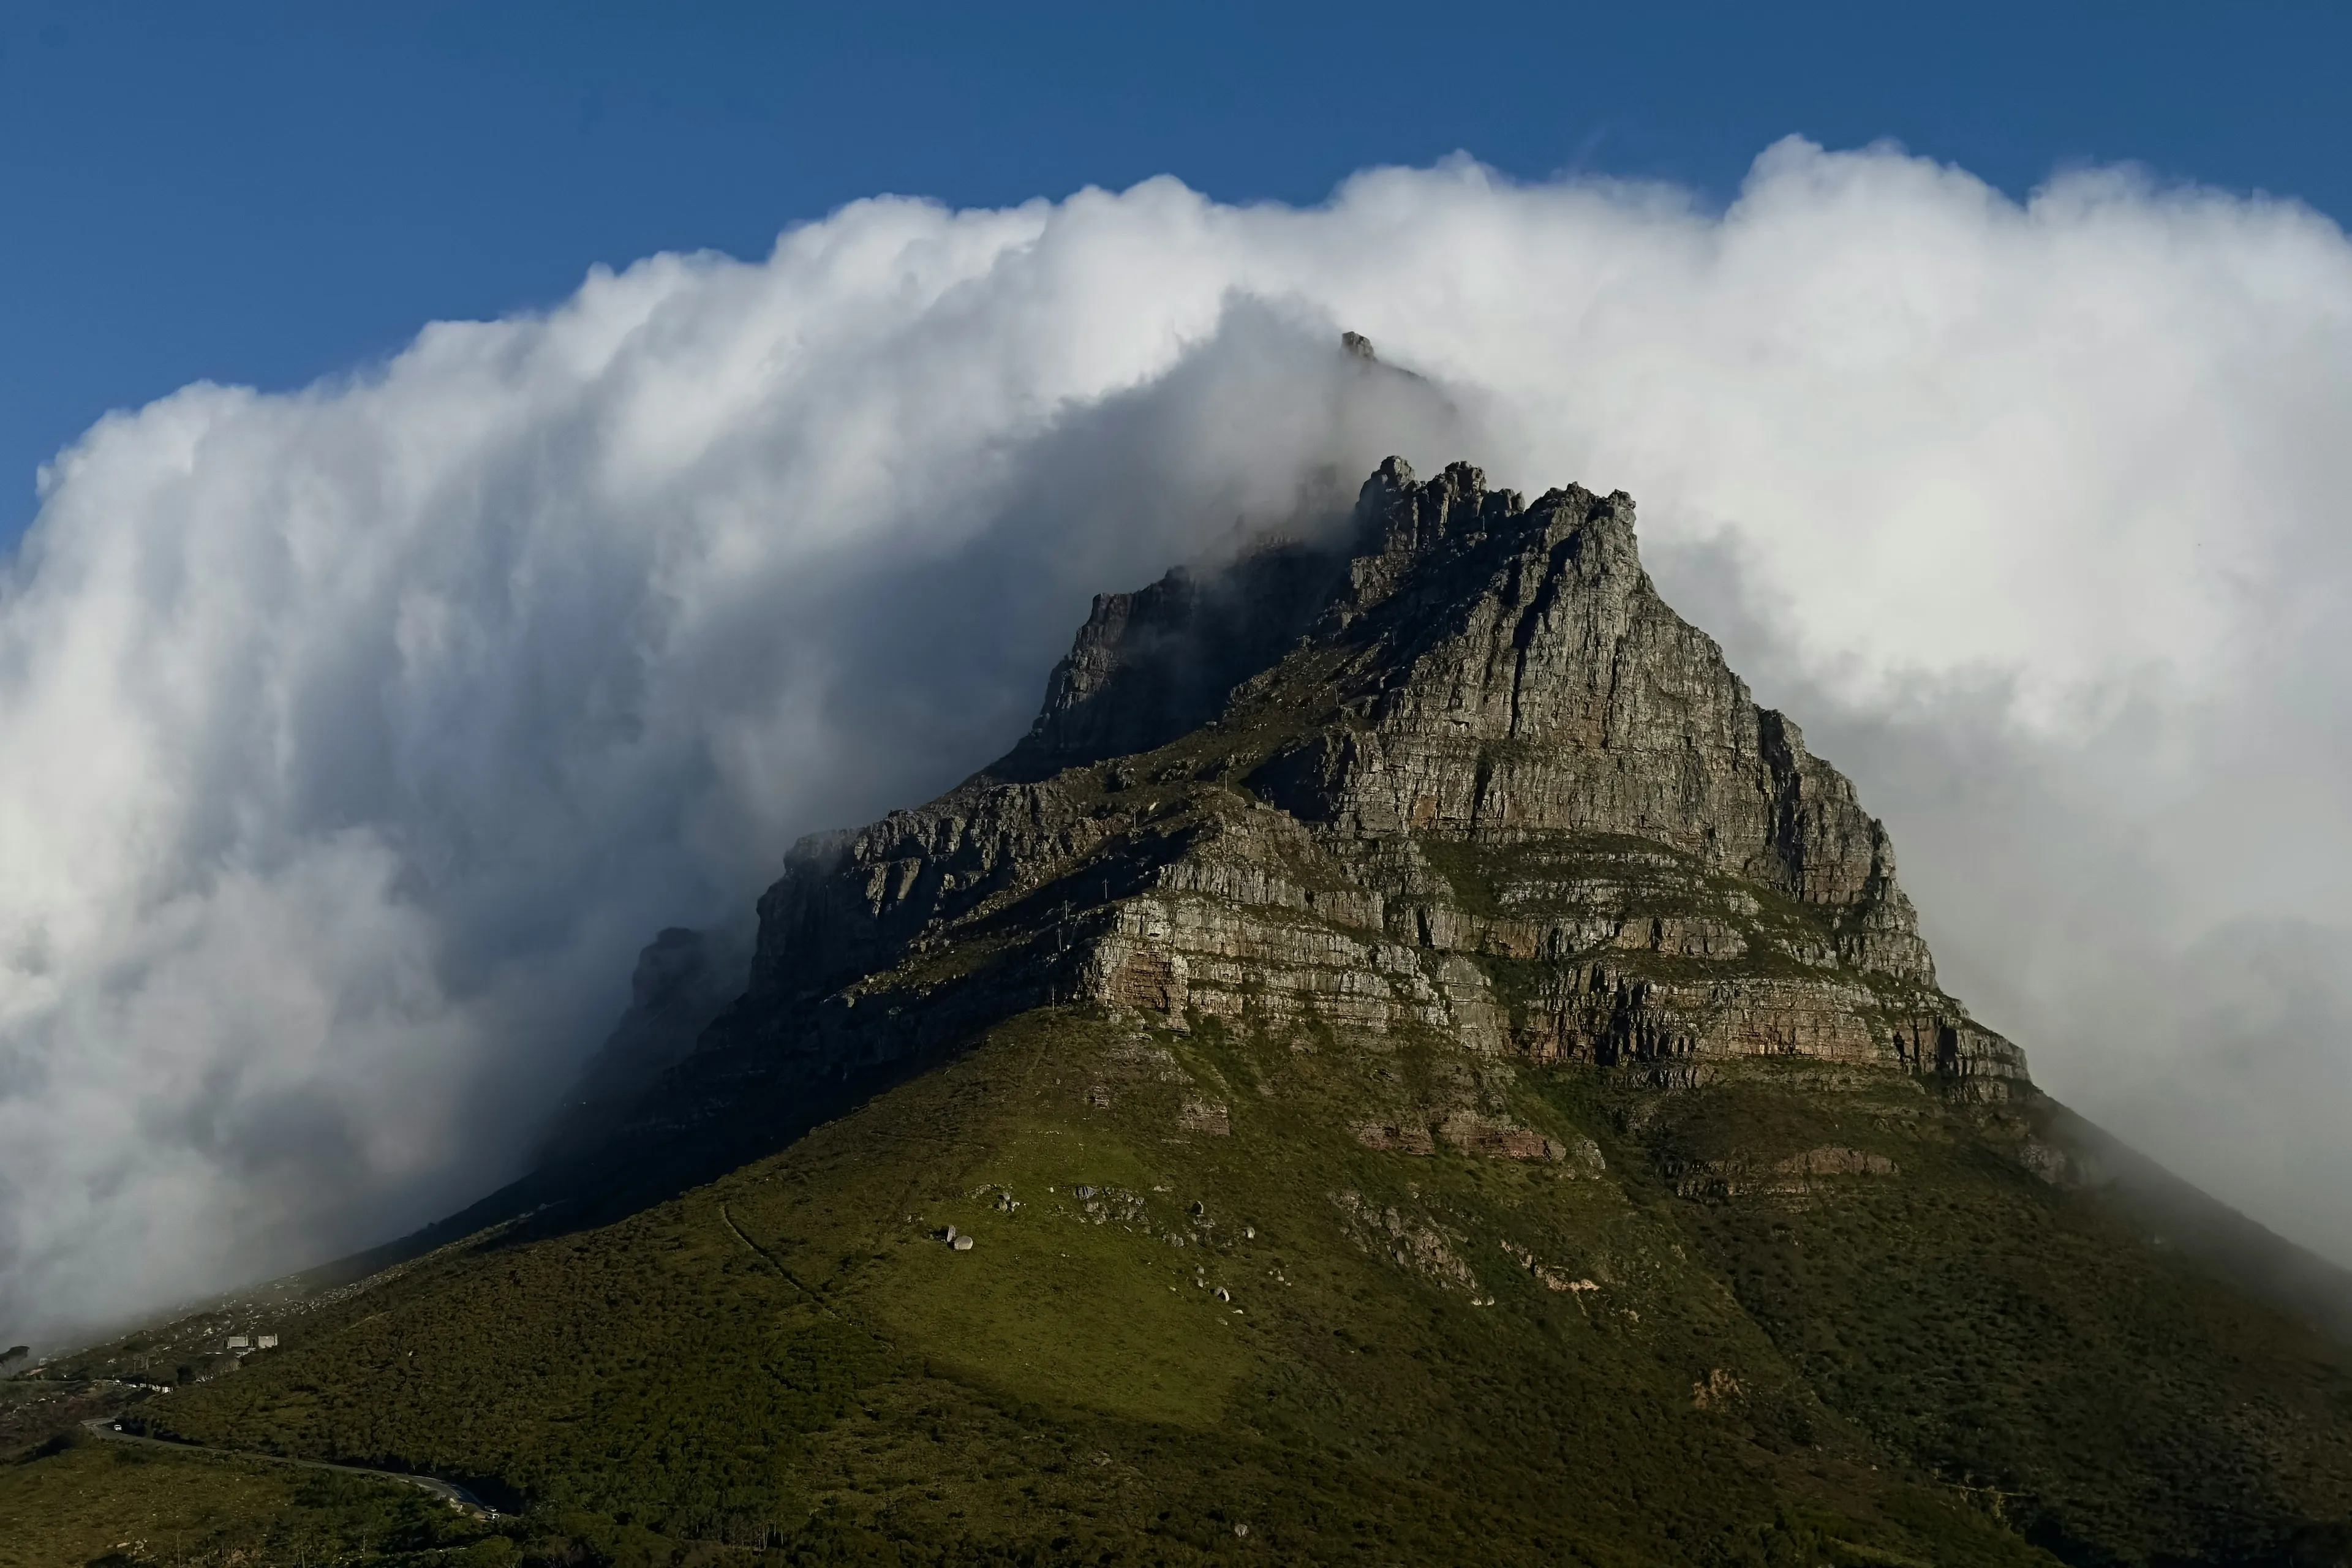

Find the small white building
[[255, 1335, 278, 1350], [225, 1335, 249, 1351]]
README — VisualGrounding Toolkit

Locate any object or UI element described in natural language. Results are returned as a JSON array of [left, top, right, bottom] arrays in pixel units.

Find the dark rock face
[[541, 926, 742, 1159], [994, 540, 1348, 783], [633, 458, 2027, 1137]]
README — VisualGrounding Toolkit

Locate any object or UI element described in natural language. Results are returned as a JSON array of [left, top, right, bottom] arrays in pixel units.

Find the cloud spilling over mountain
[[5, 138, 2351, 1345]]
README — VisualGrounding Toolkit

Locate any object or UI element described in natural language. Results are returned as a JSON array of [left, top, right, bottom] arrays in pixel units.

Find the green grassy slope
[[0, 1433, 505, 1568], [28, 1003, 2346, 1567]]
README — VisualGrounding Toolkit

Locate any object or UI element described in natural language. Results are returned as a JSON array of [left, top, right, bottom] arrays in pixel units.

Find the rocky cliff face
[[539, 926, 745, 1162], [639, 457, 2025, 1139]]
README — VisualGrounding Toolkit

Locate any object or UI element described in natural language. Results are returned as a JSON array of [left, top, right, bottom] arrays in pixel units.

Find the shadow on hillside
[[2047, 1100, 2352, 1349], [322, 1052, 943, 1278]]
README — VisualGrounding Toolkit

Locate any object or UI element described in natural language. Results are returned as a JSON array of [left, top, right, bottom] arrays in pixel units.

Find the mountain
[[600, 453, 2018, 1146], [13, 455, 2352, 1568]]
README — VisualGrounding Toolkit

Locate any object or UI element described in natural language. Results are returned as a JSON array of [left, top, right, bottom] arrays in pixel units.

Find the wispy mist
[[6, 139, 2350, 1346]]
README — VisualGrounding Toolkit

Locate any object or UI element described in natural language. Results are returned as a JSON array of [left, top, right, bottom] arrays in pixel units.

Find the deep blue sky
[[3, 1, 2346, 543]]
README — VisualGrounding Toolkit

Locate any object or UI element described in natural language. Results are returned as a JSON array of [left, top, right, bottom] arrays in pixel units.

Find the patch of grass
[[834, 1125, 1259, 1427]]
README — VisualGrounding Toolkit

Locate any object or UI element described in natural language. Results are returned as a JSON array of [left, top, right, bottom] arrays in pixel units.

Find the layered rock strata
[[639, 457, 2026, 1135]]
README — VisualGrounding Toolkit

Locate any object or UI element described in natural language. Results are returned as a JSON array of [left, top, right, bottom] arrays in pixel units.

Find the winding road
[[63, 1199, 836, 1526], [83, 1419, 496, 1517]]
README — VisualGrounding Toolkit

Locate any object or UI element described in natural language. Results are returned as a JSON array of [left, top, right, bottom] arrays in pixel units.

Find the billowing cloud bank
[[7, 138, 2352, 1344]]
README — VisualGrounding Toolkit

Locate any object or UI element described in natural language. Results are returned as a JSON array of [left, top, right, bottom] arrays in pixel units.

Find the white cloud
[[6, 138, 2352, 1344]]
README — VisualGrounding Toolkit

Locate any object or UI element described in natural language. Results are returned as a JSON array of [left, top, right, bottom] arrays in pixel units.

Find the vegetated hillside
[[118, 1009, 2352, 1566], [18, 444, 2352, 1567], [0, 1436, 491, 1568]]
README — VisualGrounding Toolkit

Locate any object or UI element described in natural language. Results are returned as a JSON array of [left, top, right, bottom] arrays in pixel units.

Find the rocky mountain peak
[[1006, 455, 1920, 946], [635, 457, 2026, 1143]]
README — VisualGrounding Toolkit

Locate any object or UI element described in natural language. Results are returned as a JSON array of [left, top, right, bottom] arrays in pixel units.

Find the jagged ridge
[[634, 457, 2022, 1145]]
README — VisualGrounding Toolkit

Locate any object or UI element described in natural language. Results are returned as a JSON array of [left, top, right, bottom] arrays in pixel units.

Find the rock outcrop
[[632, 456, 2027, 1136]]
